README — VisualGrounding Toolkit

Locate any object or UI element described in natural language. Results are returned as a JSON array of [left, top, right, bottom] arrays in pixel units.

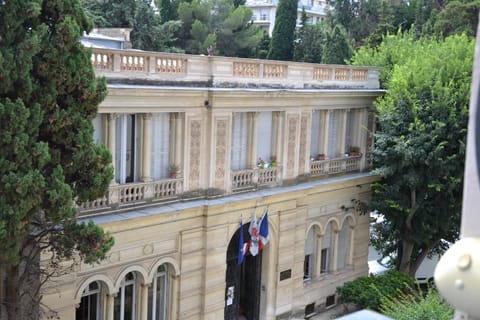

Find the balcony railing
[[89, 48, 380, 89], [309, 155, 362, 176], [78, 156, 365, 214], [79, 178, 183, 215], [231, 167, 282, 192]]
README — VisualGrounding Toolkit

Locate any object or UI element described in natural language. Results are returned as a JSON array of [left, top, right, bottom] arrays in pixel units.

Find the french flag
[[258, 210, 269, 250]]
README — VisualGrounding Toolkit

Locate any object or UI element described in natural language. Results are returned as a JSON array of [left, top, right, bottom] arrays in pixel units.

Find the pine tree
[[267, 0, 297, 61], [0, 1, 114, 318]]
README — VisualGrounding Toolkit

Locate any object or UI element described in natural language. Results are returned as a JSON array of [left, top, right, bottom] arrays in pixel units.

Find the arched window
[[76, 281, 101, 320], [148, 265, 169, 320], [114, 272, 136, 320]]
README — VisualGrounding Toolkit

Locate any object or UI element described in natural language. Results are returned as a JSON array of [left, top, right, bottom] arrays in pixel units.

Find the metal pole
[[434, 14, 480, 320]]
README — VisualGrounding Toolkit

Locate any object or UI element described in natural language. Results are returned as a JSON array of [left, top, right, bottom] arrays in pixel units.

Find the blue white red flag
[[259, 210, 269, 250], [248, 212, 259, 256], [238, 220, 247, 265]]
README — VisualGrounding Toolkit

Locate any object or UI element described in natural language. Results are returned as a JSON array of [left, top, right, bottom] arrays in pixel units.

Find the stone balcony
[[90, 48, 380, 89], [79, 156, 364, 216]]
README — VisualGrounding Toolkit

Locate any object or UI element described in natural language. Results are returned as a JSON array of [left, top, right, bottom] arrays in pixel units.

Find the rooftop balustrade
[[90, 48, 380, 89]]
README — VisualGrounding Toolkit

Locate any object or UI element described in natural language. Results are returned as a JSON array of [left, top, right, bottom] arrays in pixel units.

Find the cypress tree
[[158, 0, 175, 23], [267, 0, 297, 61], [0, 1, 114, 318]]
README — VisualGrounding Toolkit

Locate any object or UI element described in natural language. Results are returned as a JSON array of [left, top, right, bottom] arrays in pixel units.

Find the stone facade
[[41, 49, 383, 320]]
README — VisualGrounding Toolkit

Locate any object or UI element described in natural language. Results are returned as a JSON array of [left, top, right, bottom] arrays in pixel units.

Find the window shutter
[[345, 111, 354, 151], [115, 115, 126, 183], [327, 111, 338, 158], [151, 114, 170, 180], [305, 228, 315, 255], [231, 113, 248, 170], [337, 222, 349, 270], [310, 110, 321, 156], [92, 115, 104, 144]]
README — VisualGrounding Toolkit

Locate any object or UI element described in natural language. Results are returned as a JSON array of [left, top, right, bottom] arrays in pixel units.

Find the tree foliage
[[433, 0, 480, 38], [380, 287, 454, 320], [81, 0, 136, 27], [352, 32, 474, 276], [293, 10, 324, 63], [267, 0, 297, 60], [131, 0, 183, 52], [158, 0, 175, 23], [0, 0, 114, 318], [322, 24, 353, 64], [336, 271, 414, 310], [176, 0, 261, 56]]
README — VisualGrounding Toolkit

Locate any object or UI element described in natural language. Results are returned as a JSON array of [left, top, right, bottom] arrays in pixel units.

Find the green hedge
[[380, 287, 453, 320], [336, 270, 414, 310]]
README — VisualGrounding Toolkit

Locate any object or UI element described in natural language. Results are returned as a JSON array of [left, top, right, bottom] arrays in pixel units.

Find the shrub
[[336, 270, 414, 310], [380, 287, 454, 320]]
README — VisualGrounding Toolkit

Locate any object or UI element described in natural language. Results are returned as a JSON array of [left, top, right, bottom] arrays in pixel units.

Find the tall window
[[148, 265, 169, 320], [327, 111, 338, 158], [231, 113, 248, 170], [320, 223, 332, 274], [114, 272, 136, 320], [151, 114, 171, 180], [76, 281, 101, 320], [116, 114, 139, 184], [256, 112, 273, 165]]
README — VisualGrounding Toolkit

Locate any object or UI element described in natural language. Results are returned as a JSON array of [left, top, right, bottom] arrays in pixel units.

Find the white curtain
[[151, 114, 170, 180], [231, 113, 248, 170]]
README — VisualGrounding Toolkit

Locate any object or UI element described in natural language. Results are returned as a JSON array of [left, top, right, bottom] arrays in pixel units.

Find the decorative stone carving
[[189, 120, 201, 189], [215, 119, 227, 188], [286, 116, 298, 177], [143, 244, 154, 255], [299, 113, 309, 173]]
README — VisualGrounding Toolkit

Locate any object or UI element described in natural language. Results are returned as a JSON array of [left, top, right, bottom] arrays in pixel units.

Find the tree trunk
[[3, 246, 40, 320], [398, 240, 415, 276], [5, 263, 19, 320]]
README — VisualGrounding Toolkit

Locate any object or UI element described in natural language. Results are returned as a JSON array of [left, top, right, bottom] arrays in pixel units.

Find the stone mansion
[[41, 45, 383, 320]]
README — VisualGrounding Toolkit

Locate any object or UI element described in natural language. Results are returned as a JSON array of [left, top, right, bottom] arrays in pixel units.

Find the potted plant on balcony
[[270, 155, 277, 167], [257, 157, 266, 169], [316, 153, 326, 160], [169, 164, 180, 178], [349, 146, 361, 157]]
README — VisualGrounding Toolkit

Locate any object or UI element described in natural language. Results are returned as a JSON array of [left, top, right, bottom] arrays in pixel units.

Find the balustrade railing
[[90, 48, 380, 89], [310, 155, 362, 176], [78, 178, 183, 215], [231, 167, 282, 192], [79, 158, 364, 214]]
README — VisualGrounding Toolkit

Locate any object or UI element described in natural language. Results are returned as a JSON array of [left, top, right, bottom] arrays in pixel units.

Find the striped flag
[[238, 220, 247, 265], [258, 210, 269, 250]]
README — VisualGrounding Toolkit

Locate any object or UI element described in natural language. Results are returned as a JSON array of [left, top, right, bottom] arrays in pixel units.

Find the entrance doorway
[[225, 223, 262, 320]]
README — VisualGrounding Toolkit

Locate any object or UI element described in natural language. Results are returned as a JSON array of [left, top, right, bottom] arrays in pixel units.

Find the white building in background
[[246, 0, 331, 35]]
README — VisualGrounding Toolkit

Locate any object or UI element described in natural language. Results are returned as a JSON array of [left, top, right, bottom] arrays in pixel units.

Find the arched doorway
[[225, 223, 262, 320]]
